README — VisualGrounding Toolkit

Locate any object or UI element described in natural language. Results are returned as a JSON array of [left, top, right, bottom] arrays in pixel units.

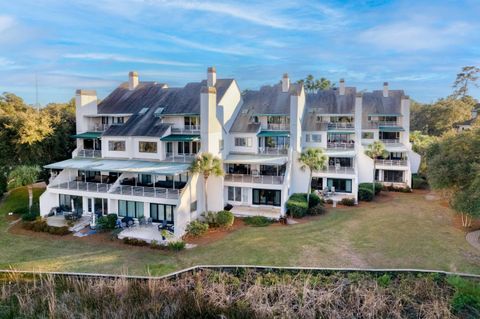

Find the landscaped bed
[[1, 187, 480, 276], [0, 268, 478, 318]]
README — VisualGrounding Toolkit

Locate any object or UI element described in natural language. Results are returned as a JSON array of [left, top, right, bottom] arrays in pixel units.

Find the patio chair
[[139, 216, 146, 226], [147, 217, 153, 225]]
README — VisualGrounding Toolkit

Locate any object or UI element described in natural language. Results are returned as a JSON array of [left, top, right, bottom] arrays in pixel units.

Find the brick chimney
[[282, 73, 290, 92], [129, 71, 139, 90], [207, 66, 216, 87]]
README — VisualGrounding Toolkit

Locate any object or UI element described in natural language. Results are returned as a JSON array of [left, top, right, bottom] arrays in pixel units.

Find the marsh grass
[[1, 269, 475, 318]]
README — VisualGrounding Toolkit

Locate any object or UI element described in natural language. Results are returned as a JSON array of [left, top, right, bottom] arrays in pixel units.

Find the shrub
[[383, 185, 412, 193], [359, 183, 382, 195], [447, 276, 480, 318], [204, 211, 218, 227], [286, 193, 308, 218], [358, 187, 374, 202], [150, 240, 164, 250], [216, 210, 234, 228], [167, 241, 186, 251], [325, 199, 333, 205], [21, 211, 39, 221], [186, 220, 209, 237], [340, 198, 355, 206], [22, 220, 70, 236], [13, 206, 29, 215], [123, 237, 148, 246], [308, 192, 322, 208], [243, 216, 273, 227], [308, 204, 326, 215], [97, 214, 118, 230], [377, 274, 391, 287], [412, 174, 429, 189]]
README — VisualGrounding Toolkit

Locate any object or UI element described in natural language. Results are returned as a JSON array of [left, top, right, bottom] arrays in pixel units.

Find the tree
[[298, 148, 328, 202], [409, 131, 438, 175], [7, 165, 41, 212], [297, 75, 334, 93], [427, 129, 480, 228], [452, 66, 480, 98], [364, 141, 388, 195], [189, 152, 224, 213]]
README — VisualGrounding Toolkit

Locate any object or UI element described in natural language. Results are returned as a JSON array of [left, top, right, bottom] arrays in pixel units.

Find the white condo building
[[40, 68, 421, 238]]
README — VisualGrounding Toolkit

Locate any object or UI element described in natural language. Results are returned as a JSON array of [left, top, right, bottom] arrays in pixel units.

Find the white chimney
[[339, 79, 345, 95], [207, 66, 216, 87], [129, 71, 139, 90], [383, 82, 389, 97], [282, 73, 290, 92]]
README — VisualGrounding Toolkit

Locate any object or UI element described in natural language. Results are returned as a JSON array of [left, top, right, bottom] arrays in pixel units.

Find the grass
[[0, 187, 479, 276]]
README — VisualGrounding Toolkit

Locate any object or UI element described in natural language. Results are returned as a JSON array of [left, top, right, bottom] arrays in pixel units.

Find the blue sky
[[1, 0, 479, 105]]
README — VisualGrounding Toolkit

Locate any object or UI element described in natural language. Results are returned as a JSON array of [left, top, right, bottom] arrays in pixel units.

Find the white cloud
[[357, 21, 472, 51], [0, 15, 15, 33], [63, 53, 199, 67]]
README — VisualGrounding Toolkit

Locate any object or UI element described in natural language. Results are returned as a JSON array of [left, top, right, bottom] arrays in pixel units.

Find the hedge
[[358, 187, 374, 201], [412, 175, 429, 189], [186, 220, 209, 237], [243, 216, 274, 227], [286, 193, 309, 218], [359, 183, 383, 195]]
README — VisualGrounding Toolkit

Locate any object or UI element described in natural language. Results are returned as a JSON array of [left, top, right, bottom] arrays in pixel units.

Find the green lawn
[[1, 187, 479, 276]]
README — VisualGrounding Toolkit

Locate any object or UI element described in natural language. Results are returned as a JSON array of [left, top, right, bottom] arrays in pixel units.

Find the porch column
[[172, 174, 176, 190]]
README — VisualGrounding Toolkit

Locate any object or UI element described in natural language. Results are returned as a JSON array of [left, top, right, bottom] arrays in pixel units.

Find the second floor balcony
[[170, 124, 200, 134], [110, 185, 180, 199], [321, 165, 355, 175], [264, 123, 290, 131], [375, 159, 408, 166], [77, 149, 102, 158], [224, 174, 284, 185], [327, 142, 355, 149], [327, 122, 355, 130], [50, 181, 112, 193], [258, 147, 288, 155]]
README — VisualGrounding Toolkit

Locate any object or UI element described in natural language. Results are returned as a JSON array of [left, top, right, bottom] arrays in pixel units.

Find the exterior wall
[[101, 136, 131, 159], [75, 91, 98, 134], [229, 133, 259, 153], [132, 137, 162, 160]]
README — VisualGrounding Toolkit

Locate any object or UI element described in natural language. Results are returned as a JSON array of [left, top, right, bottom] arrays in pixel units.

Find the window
[[249, 116, 259, 123], [118, 200, 144, 218], [102, 116, 109, 125], [59, 194, 82, 211], [227, 186, 242, 202], [184, 116, 199, 128], [94, 198, 108, 215], [112, 117, 124, 124], [383, 170, 404, 183], [108, 141, 125, 151], [150, 203, 175, 223], [362, 132, 374, 139], [327, 178, 352, 193], [306, 134, 320, 143], [166, 142, 173, 154], [190, 201, 197, 212], [178, 141, 190, 154], [219, 139, 224, 151], [235, 137, 252, 147], [252, 189, 281, 206], [139, 141, 157, 153]]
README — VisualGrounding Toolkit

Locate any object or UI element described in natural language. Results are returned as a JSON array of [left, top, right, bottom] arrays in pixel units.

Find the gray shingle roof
[[362, 90, 404, 116], [98, 79, 233, 115], [229, 83, 301, 133], [100, 79, 234, 137], [303, 87, 356, 131]]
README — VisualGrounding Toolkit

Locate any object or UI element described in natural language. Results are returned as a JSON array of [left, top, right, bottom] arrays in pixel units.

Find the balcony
[[224, 174, 284, 185], [50, 181, 112, 193], [89, 124, 110, 132], [327, 142, 355, 149], [321, 166, 355, 175], [77, 149, 102, 158], [170, 125, 200, 134], [265, 123, 289, 131], [110, 185, 180, 199], [375, 159, 408, 166], [165, 153, 196, 163], [257, 147, 288, 155], [365, 121, 402, 129], [380, 139, 401, 144], [327, 122, 355, 130]]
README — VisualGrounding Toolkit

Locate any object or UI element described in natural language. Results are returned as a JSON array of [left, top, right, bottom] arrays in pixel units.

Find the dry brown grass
[[0, 269, 468, 318]]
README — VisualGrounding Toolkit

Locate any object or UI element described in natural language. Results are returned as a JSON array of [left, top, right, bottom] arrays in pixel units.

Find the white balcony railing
[[375, 159, 408, 166], [170, 125, 200, 133], [165, 153, 196, 163], [50, 181, 111, 193], [266, 123, 290, 131], [365, 121, 401, 129], [327, 122, 355, 130], [321, 166, 355, 174], [380, 139, 401, 144], [378, 121, 400, 127], [327, 142, 355, 149], [257, 147, 289, 155], [89, 124, 110, 132], [111, 185, 179, 199], [224, 174, 284, 185], [77, 149, 102, 158]]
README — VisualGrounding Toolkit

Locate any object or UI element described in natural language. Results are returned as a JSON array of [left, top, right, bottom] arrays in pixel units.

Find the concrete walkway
[[466, 230, 480, 250]]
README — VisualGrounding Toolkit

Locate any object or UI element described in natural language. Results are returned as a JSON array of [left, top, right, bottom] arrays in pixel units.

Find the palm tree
[[189, 152, 224, 213], [298, 148, 328, 202], [364, 141, 389, 195], [8, 165, 41, 212]]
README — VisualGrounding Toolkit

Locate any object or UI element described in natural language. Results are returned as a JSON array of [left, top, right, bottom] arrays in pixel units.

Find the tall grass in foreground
[[0, 269, 478, 318]]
